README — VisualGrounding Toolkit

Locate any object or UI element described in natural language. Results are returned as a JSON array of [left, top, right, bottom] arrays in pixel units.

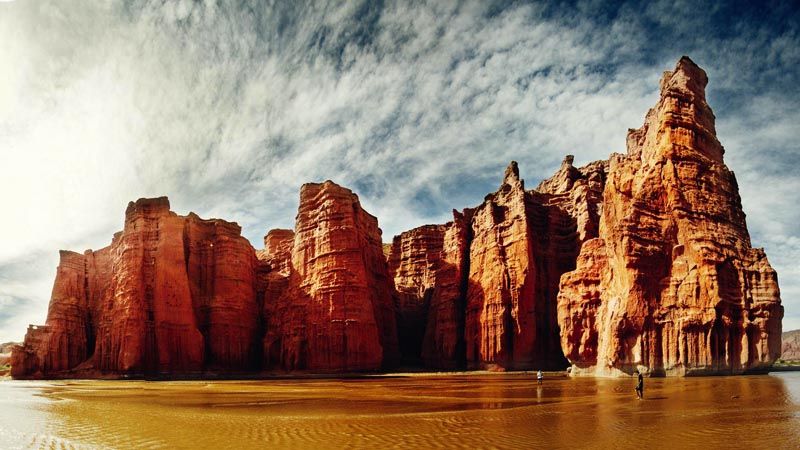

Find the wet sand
[[2, 372, 799, 449]]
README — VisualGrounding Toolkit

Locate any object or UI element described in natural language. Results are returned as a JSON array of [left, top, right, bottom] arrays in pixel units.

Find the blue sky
[[0, 0, 798, 342]]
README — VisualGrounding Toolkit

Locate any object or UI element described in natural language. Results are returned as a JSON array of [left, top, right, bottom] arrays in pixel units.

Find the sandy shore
[[2, 372, 799, 448]]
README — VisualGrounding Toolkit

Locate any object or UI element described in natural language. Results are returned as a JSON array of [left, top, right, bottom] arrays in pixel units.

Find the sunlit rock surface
[[781, 330, 800, 361], [12, 198, 260, 378], [262, 181, 399, 372], [11, 57, 782, 378], [557, 57, 783, 376], [387, 218, 469, 369]]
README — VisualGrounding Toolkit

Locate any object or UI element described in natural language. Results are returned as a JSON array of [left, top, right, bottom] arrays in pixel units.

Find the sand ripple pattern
[[2, 373, 800, 449]]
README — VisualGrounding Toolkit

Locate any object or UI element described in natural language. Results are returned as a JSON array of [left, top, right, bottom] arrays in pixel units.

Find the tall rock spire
[[502, 160, 522, 188], [627, 56, 723, 164], [558, 57, 782, 376]]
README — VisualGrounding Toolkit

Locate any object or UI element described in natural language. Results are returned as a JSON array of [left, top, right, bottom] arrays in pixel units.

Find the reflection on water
[[2, 372, 800, 449]]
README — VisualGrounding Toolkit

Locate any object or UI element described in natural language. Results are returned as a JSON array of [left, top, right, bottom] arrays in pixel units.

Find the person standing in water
[[537, 370, 543, 385], [634, 371, 644, 399]]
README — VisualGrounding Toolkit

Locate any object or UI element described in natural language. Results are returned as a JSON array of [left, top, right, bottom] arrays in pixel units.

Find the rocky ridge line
[[11, 57, 783, 378]]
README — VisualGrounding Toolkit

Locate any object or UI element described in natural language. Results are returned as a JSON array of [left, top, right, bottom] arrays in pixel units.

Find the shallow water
[[1, 372, 799, 449]]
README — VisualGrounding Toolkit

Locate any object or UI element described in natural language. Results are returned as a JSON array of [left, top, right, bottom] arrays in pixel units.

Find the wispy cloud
[[0, 0, 798, 341]]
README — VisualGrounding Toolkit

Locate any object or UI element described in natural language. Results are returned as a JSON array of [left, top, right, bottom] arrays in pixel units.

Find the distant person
[[635, 371, 644, 399], [537, 370, 543, 385]]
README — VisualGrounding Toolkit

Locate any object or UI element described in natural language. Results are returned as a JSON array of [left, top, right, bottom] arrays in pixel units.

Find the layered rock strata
[[261, 182, 399, 371], [781, 330, 800, 361], [557, 57, 783, 376], [12, 198, 261, 378], [12, 57, 782, 378], [464, 163, 570, 369], [387, 217, 469, 368], [387, 158, 607, 371]]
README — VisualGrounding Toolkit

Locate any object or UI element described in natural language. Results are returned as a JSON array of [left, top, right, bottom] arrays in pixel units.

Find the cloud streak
[[1, 0, 798, 341]]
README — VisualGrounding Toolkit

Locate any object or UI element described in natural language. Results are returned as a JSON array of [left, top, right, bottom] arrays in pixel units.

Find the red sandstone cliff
[[387, 216, 469, 369], [13, 183, 400, 378], [262, 181, 399, 371], [13, 198, 259, 378], [386, 159, 606, 371], [782, 330, 800, 361], [11, 57, 782, 379], [557, 57, 783, 376]]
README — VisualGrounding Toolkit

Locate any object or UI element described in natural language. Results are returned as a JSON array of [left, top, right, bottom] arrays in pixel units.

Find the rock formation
[[387, 224, 447, 365], [0, 342, 18, 374], [386, 158, 608, 371], [261, 181, 399, 372], [464, 162, 572, 370], [781, 329, 800, 361], [387, 217, 469, 369], [13, 198, 259, 378], [557, 57, 783, 376], [11, 57, 783, 379]]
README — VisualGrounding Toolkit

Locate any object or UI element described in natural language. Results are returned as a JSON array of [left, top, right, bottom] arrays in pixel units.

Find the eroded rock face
[[557, 57, 783, 376], [101, 198, 205, 374], [12, 248, 112, 378], [20, 251, 93, 376], [13, 198, 259, 378], [184, 213, 260, 370], [536, 156, 607, 244], [388, 225, 447, 365], [11, 57, 782, 379], [13, 182, 400, 378], [465, 163, 541, 369], [385, 160, 594, 372], [387, 216, 470, 369], [782, 330, 800, 361], [262, 181, 399, 372], [462, 161, 595, 370], [257, 229, 294, 368]]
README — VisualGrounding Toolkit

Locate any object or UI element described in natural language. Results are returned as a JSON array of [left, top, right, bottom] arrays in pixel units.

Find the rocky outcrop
[[464, 163, 536, 369], [13, 182, 400, 378], [388, 225, 447, 365], [297, 181, 398, 370], [0, 342, 16, 376], [387, 159, 603, 372], [536, 156, 607, 244], [465, 162, 555, 369], [557, 57, 783, 376], [13, 198, 259, 378], [262, 181, 400, 371], [387, 216, 470, 369], [460, 159, 604, 371], [11, 248, 110, 378], [101, 198, 205, 374], [183, 213, 260, 370], [11, 57, 782, 378], [781, 329, 800, 361], [257, 228, 294, 367]]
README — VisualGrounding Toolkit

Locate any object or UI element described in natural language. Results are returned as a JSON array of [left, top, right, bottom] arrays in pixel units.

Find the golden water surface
[[1, 372, 799, 449]]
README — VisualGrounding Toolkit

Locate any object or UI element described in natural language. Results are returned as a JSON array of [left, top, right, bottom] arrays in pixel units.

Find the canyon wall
[[11, 57, 782, 378], [13, 184, 401, 378], [782, 330, 800, 361], [261, 181, 399, 372], [387, 217, 469, 369], [12, 198, 260, 378], [557, 57, 783, 376]]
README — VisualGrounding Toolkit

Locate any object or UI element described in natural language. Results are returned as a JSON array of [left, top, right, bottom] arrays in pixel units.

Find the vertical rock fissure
[[455, 218, 473, 369]]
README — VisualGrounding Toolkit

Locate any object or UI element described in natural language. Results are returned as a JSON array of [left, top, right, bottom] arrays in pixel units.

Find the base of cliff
[[568, 364, 777, 378], [11, 369, 575, 381]]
